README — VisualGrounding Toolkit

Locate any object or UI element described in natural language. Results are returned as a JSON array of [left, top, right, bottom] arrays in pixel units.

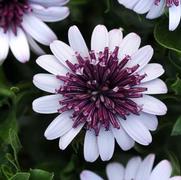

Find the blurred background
[[1, 0, 181, 179]]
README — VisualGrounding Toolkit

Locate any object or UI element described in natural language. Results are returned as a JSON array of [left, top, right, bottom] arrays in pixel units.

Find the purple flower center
[[155, 0, 179, 7], [0, 0, 31, 34], [57, 47, 147, 135]]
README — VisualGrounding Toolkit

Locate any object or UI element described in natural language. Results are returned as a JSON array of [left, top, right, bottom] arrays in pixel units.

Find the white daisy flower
[[32, 25, 168, 162], [117, 0, 181, 31], [0, 0, 70, 64], [80, 154, 181, 180]]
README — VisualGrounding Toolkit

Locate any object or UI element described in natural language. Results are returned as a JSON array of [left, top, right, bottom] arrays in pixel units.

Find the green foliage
[[168, 151, 181, 175], [10, 173, 30, 180], [9, 169, 54, 180], [154, 19, 181, 53], [29, 169, 54, 180], [172, 116, 181, 136], [1, 0, 181, 179], [171, 76, 181, 95]]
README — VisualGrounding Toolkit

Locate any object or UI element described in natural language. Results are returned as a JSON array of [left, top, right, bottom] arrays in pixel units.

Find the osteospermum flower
[[32, 25, 168, 162], [0, 0, 69, 64], [80, 154, 181, 180], [118, 0, 181, 31]]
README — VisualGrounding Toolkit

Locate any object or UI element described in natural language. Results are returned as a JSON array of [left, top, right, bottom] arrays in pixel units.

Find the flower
[[32, 25, 168, 162], [80, 154, 181, 180], [117, 0, 181, 31], [0, 0, 69, 64]]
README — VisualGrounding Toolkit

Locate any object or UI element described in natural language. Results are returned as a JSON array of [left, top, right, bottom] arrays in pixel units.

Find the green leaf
[[0, 164, 14, 179], [167, 151, 181, 175], [105, 0, 110, 13], [9, 129, 22, 169], [0, 110, 17, 143], [0, 130, 22, 179], [172, 116, 181, 136], [168, 51, 181, 72], [9, 129, 22, 158], [5, 154, 19, 171], [60, 155, 78, 180], [154, 19, 181, 53], [171, 75, 181, 95], [29, 169, 54, 180], [9, 172, 30, 180], [0, 87, 14, 98]]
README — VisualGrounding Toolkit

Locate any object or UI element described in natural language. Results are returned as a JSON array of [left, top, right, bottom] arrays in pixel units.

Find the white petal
[[149, 160, 172, 180], [132, 95, 167, 116], [32, 94, 63, 114], [44, 111, 73, 140], [32, 4, 69, 22], [22, 14, 57, 45], [26, 33, 45, 55], [68, 25, 89, 57], [138, 79, 168, 94], [36, 55, 69, 75], [80, 170, 103, 180], [134, 0, 153, 14], [9, 28, 30, 63], [108, 29, 123, 52], [111, 125, 135, 151], [84, 130, 99, 162], [106, 162, 124, 180], [126, 45, 154, 71], [0, 28, 9, 64], [135, 154, 155, 180], [118, 0, 140, 9], [33, 73, 62, 93], [118, 33, 141, 60], [169, 3, 181, 31], [137, 112, 158, 131], [138, 63, 165, 83], [50, 40, 77, 68], [91, 25, 109, 53], [170, 177, 181, 180], [146, 0, 165, 19], [97, 128, 115, 161], [59, 123, 84, 150], [125, 156, 142, 179], [119, 114, 152, 145], [29, 0, 69, 6]]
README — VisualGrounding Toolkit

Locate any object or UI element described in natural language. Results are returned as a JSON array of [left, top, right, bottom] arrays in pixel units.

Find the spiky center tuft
[[57, 47, 147, 135], [0, 0, 31, 34], [155, 0, 179, 7]]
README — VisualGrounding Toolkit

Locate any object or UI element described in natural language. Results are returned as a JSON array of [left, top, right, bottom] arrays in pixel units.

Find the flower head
[[80, 154, 181, 180], [118, 0, 181, 31], [0, 0, 69, 64], [32, 25, 167, 162]]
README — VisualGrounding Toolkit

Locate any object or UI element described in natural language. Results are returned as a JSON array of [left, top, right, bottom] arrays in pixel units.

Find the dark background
[[1, 0, 181, 179]]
